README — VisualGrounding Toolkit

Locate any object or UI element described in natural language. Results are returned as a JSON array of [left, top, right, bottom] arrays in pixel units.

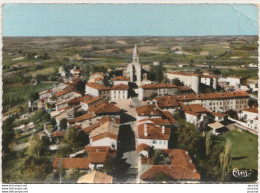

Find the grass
[[215, 129, 258, 170], [3, 83, 53, 101], [220, 68, 258, 79], [24, 67, 56, 77]]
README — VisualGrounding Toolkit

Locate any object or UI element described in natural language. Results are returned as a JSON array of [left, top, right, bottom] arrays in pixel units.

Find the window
[[153, 140, 157, 144]]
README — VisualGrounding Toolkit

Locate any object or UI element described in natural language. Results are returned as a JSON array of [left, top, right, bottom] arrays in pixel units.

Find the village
[[3, 44, 258, 183]]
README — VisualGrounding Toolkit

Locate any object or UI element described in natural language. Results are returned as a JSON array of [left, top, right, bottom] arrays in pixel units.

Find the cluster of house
[[32, 44, 257, 183]]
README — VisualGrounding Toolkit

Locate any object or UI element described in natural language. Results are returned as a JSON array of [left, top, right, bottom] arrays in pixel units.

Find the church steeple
[[133, 44, 139, 64]]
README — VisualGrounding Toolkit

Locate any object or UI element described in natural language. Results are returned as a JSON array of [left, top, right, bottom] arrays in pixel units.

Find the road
[[113, 99, 138, 183]]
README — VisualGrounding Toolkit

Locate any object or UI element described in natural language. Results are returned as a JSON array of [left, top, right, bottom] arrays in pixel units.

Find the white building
[[113, 76, 129, 85], [138, 83, 178, 100], [218, 76, 244, 87], [239, 107, 258, 132], [110, 84, 128, 100], [166, 72, 218, 94], [137, 123, 170, 149], [85, 82, 110, 101]]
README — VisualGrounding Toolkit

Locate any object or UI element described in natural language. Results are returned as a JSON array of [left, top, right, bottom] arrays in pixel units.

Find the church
[[125, 44, 143, 85]]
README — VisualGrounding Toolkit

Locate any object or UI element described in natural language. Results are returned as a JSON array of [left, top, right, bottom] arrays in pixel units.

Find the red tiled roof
[[138, 123, 170, 140], [161, 111, 177, 124], [53, 158, 90, 170], [90, 72, 105, 78], [94, 77, 104, 81], [89, 102, 121, 114], [136, 105, 164, 117], [140, 83, 177, 89], [82, 116, 120, 133], [177, 86, 193, 91], [141, 156, 154, 165], [211, 112, 227, 118], [85, 146, 117, 157], [88, 152, 107, 163], [155, 91, 248, 102], [111, 84, 129, 90], [86, 82, 110, 90], [74, 112, 95, 122], [64, 78, 81, 86], [80, 96, 103, 105], [55, 88, 73, 97], [181, 104, 209, 113], [138, 118, 171, 125], [113, 76, 129, 81], [168, 71, 201, 77], [137, 143, 150, 153], [52, 131, 66, 137], [77, 171, 113, 184], [242, 107, 258, 114], [91, 133, 118, 142], [141, 149, 200, 181]]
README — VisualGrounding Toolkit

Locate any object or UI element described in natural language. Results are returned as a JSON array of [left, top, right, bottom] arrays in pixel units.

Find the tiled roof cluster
[[86, 82, 110, 90], [89, 102, 121, 114], [113, 76, 129, 81], [138, 123, 170, 140], [140, 149, 201, 181], [140, 83, 177, 89]]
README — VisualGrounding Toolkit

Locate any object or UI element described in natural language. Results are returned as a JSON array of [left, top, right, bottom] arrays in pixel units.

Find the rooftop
[[53, 158, 89, 170], [138, 123, 170, 140], [136, 105, 164, 117], [113, 76, 129, 81], [89, 102, 121, 114], [77, 171, 113, 184], [111, 84, 129, 90], [86, 82, 110, 90], [140, 83, 177, 89], [242, 107, 258, 114]]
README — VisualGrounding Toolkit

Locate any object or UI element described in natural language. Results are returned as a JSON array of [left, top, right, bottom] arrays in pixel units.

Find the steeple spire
[[133, 44, 138, 57], [133, 44, 139, 64]]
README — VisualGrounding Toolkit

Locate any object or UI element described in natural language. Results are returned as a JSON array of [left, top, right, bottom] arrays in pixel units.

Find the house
[[113, 76, 129, 85], [37, 98, 48, 109], [70, 67, 84, 77], [177, 86, 195, 95], [218, 76, 246, 87], [77, 171, 113, 184], [89, 119, 120, 149], [137, 143, 150, 157], [152, 97, 179, 114], [85, 83, 110, 101], [88, 152, 108, 170], [68, 112, 96, 128], [53, 158, 90, 171], [39, 89, 52, 100], [138, 83, 178, 100], [80, 96, 104, 111], [89, 102, 121, 118], [140, 149, 201, 182], [137, 123, 170, 149], [239, 107, 258, 132], [56, 88, 82, 102], [88, 72, 105, 84], [207, 122, 227, 135], [154, 91, 249, 113], [82, 116, 120, 134], [136, 105, 164, 121], [110, 84, 129, 100], [51, 131, 66, 143]]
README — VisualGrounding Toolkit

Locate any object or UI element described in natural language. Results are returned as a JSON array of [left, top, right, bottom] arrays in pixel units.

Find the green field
[[215, 130, 258, 170], [3, 83, 53, 101], [24, 67, 56, 77]]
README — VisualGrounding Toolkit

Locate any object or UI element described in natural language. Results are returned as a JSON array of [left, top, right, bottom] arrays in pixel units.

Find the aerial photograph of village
[[1, 3, 258, 185], [2, 36, 258, 184]]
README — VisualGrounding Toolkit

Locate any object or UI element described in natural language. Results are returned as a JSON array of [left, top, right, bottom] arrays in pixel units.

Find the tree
[[173, 109, 185, 121], [226, 110, 238, 119], [205, 132, 211, 157], [60, 118, 67, 130], [219, 138, 232, 182], [148, 63, 166, 82], [103, 156, 115, 173], [64, 127, 89, 150], [26, 135, 49, 157], [171, 78, 184, 86]]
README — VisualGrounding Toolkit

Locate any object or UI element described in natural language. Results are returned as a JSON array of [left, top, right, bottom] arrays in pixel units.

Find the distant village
[[14, 45, 258, 183]]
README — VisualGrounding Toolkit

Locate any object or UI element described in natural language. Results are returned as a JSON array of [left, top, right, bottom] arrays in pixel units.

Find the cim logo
[[232, 168, 252, 178]]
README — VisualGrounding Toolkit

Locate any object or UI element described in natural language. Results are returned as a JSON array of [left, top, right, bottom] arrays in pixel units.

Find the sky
[[3, 4, 258, 37]]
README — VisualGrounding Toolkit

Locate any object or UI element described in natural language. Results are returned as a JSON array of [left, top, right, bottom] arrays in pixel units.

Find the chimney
[[144, 124, 148, 136], [162, 126, 165, 134]]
